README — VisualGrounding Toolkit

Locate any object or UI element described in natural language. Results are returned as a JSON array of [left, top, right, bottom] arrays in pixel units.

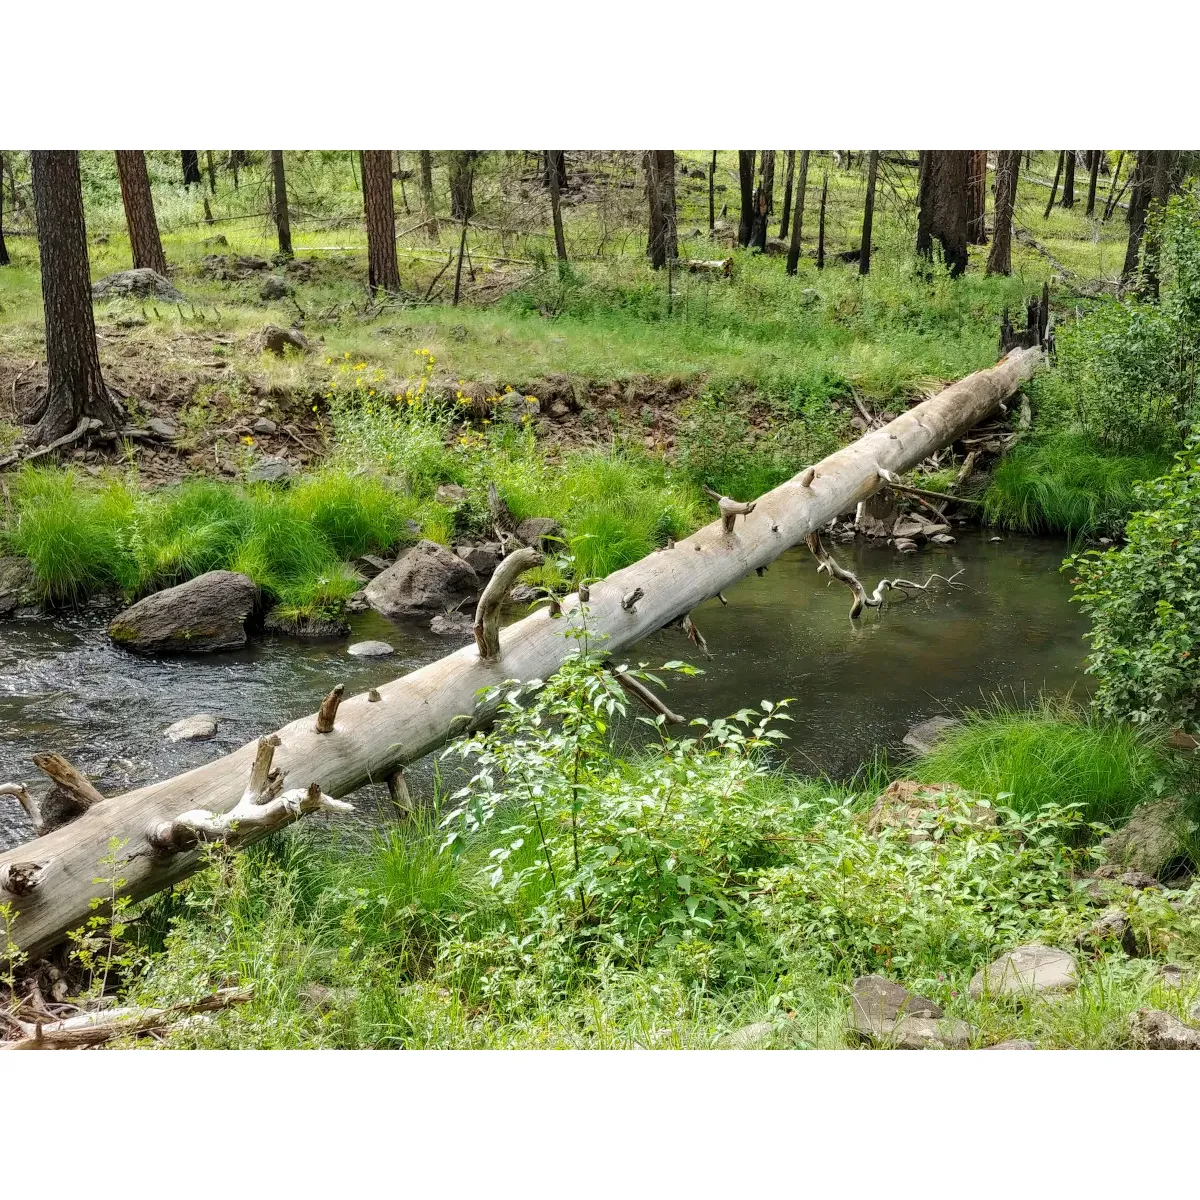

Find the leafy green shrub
[[911, 698, 1163, 826], [983, 432, 1168, 536], [1069, 436, 1200, 729]]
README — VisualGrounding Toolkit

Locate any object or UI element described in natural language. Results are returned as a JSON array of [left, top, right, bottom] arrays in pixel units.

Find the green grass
[[982, 432, 1170, 536], [910, 697, 1165, 827]]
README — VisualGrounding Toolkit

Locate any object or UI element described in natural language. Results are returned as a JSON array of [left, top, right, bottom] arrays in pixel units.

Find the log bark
[[0, 346, 1043, 960], [362, 150, 401, 295]]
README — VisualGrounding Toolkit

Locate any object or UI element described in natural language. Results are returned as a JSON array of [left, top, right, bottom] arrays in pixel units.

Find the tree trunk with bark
[[270, 151, 292, 259], [28, 152, 121, 444], [859, 151, 879, 275], [543, 150, 567, 192], [1060, 151, 1075, 207], [759, 150, 776, 213], [644, 150, 677, 269], [778, 150, 796, 239], [916, 150, 970, 277], [986, 150, 1021, 276], [1122, 151, 1155, 283], [547, 150, 567, 262], [737, 150, 756, 246], [816, 169, 828, 269], [181, 151, 202, 187], [419, 150, 435, 229], [449, 152, 477, 221], [708, 150, 717, 232], [115, 151, 168, 276], [785, 151, 810, 276], [205, 150, 217, 194], [967, 150, 988, 244], [1043, 151, 1064, 219], [1139, 150, 1178, 300], [0, 152, 9, 267], [361, 150, 401, 295], [0, 346, 1044, 962], [1085, 150, 1101, 217]]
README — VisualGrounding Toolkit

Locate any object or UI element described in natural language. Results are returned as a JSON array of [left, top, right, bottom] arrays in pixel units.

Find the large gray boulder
[[92, 268, 185, 301], [365, 540, 478, 618], [1099, 797, 1188, 880], [109, 571, 259, 654], [850, 975, 973, 1049], [969, 944, 1077, 1001], [1129, 1009, 1200, 1049], [0, 557, 39, 617]]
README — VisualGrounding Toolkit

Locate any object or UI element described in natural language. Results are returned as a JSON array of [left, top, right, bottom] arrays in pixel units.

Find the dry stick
[[451, 214, 469, 306], [386, 768, 413, 817], [612, 669, 685, 725], [1104, 154, 1131, 222], [954, 450, 978, 490], [32, 753, 107, 809], [0, 783, 41, 836], [422, 251, 454, 303], [473, 546, 543, 662], [703, 485, 756, 533], [0, 860, 43, 897]]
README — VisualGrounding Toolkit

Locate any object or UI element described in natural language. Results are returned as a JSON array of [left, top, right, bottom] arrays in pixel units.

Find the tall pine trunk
[[181, 151, 202, 187], [1043, 151, 1064, 219], [859, 151, 879, 275], [778, 150, 796, 239], [0, 152, 9, 267], [708, 150, 717, 232], [547, 150, 567, 262], [115, 151, 168, 276], [29, 151, 120, 443], [644, 150, 677, 269], [270, 151, 293, 259], [737, 151, 755, 247], [206, 151, 217, 194], [449, 152, 476, 221], [1122, 151, 1154, 283], [916, 151, 970, 277], [543, 150, 567, 192], [1060, 151, 1075, 207], [967, 150, 988, 244], [760, 150, 776, 213], [1139, 151, 1178, 300], [816, 169, 828, 270], [785, 151, 810, 276], [1085, 150, 1101, 217], [361, 150, 401, 295], [986, 150, 1021, 276], [419, 150, 435, 228]]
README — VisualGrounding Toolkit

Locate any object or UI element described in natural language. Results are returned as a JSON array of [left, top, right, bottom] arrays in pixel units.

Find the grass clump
[[910, 697, 1164, 828], [982, 432, 1169, 536]]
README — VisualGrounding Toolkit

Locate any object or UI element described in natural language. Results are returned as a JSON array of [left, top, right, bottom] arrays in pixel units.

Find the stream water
[[0, 532, 1088, 849]]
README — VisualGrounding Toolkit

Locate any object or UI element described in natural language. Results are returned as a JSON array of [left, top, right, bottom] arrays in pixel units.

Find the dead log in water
[[0, 346, 1044, 961]]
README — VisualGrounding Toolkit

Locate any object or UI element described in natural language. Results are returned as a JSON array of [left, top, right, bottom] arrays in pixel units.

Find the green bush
[[1069, 436, 1200, 729]]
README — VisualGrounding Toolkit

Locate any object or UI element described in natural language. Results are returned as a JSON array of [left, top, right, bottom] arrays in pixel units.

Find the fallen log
[[0, 345, 1044, 960]]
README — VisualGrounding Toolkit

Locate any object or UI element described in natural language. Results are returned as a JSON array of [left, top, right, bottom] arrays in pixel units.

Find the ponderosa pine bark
[[1043, 151, 1064, 219], [986, 150, 1021, 276], [760, 150, 776, 214], [967, 150, 988, 245], [547, 150, 567, 262], [419, 150, 434, 226], [737, 150, 755, 246], [205, 151, 217, 194], [916, 150, 970, 277], [449, 152, 477, 221], [859, 150, 879, 276], [181, 151, 201, 187], [779, 150, 796, 239], [785, 151, 810, 276], [29, 151, 121, 443], [115, 151, 168, 276], [1060, 151, 1075, 207], [644, 150, 677, 269], [1085, 150, 1101, 217], [708, 150, 717, 232], [361, 150, 400, 295], [816, 169, 828, 270], [270, 151, 293, 259], [0, 152, 9, 267]]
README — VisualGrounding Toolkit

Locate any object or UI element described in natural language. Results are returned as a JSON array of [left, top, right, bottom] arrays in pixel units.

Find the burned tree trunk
[[1103, 151, 1126, 221], [1043, 151, 1064, 219], [966, 150, 988, 245], [543, 150, 567, 192], [737, 150, 755, 247], [785, 150, 810, 277], [644, 150, 677, 270], [916, 150, 970, 277], [206, 151, 217, 194], [115, 151, 168, 276], [816, 169, 828, 270], [1085, 150, 1101, 218], [362, 150, 401, 295], [181, 151, 202, 187], [986, 150, 1021, 276], [1122, 151, 1155, 284], [418, 150, 435, 229], [270, 151, 293, 260], [778, 150, 796, 239], [759, 150, 776, 214], [709, 150, 717, 232], [1060, 151, 1075, 208], [28, 151, 122, 444], [0, 346, 1045, 961], [859, 150, 879, 276], [449, 152, 477, 221], [547, 150, 567, 263], [0, 152, 8, 267]]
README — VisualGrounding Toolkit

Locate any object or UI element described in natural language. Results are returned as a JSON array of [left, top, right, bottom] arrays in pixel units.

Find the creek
[[0, 533, 1088, 850]]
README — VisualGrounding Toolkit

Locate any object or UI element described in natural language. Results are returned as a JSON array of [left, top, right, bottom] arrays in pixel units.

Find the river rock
[[263, 610, 349, 639], [92, 268, 185, 301], [929, 532, 957, 546], [365, 540, 478, 618], [435, 483, 468, 505], [430, 611, 473, 637], [981, 1039, 1038, 1050], [515, 517, 561, 550], [969, 944, 1077, 1001], [165, 714, 219, 742], [902, 715, 960, 755], [1129, 1009, 1200, 1049], [0, 556, 39, 617], [894, 538, 919, 554], [1076, 908, 1138, 956], [246, 455, 295, 484], [345, 589, 370, 614], [109, 571, 259, 654], [893, 517, 927, 541], [856, 490, 896, 539], [348, 639, 395, 657], [509, 583, 537, 604], [850, 975, 972, 1049], [355, 554, 391, 578], [720, 1021, 776, 1049], [456, 543, 504, 578], [1098, 797, 1188, 880]]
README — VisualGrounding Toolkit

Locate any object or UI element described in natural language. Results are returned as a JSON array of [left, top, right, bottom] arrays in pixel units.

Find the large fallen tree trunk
[[0, 345, 1043, 960]]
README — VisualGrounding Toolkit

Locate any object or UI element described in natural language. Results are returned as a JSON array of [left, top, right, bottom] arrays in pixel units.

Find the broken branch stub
[[704, 484, 756, 533], [315, 685, 345, 734], [612, 669, 685, 725], [1, 862, 43, 897], [621, 587, 645, 613], [473, 546, 543, 662]]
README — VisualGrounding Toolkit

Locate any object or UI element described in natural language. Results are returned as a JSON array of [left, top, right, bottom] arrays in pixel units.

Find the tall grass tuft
[[910, 697, 1163, 828]]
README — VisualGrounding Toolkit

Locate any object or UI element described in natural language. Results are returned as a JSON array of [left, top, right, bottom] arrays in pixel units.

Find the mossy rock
[[108, 571, 260, 654]]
